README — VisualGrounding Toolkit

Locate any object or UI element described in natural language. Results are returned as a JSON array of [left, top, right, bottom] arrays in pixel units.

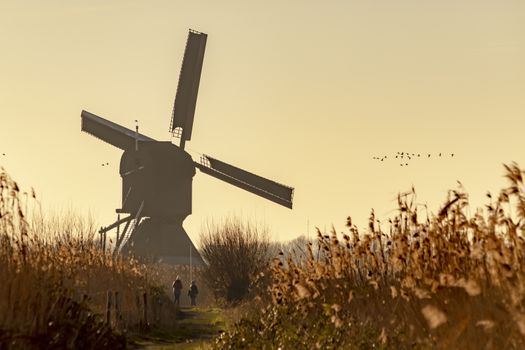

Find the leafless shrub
[[199, 217, 271, 304]]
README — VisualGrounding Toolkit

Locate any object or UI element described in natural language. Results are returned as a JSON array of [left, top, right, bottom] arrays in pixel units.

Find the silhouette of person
[[172, 276, 183, 306], [188, 280, 199, 306]]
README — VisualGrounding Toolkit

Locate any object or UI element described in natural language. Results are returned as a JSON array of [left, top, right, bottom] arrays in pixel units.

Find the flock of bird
[[4, 152, 109, 168], [3, 151, 454, 169], [1, 153, 112, 168], [372, 152, 455, 166]]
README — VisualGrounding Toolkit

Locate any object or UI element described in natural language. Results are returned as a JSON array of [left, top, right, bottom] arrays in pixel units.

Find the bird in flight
[[372, 151, 456, 166]]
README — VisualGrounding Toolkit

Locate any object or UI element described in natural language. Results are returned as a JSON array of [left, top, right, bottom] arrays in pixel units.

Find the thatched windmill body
[[81, 30, 294, 264]]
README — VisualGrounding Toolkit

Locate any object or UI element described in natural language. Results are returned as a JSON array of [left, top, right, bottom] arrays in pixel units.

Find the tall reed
[[216, 162, 525, 349], [0, 168, 177, 349]]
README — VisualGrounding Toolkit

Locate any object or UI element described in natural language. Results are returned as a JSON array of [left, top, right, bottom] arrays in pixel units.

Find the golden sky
[[1, 0, 524, 243]]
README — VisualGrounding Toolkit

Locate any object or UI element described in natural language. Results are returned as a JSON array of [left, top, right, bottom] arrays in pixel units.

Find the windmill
[[81, 29, 294, 265]]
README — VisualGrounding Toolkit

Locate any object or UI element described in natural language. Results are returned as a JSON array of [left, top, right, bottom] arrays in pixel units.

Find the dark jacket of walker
[[173, 280, 183, 295], [188, 284, 199, 298]]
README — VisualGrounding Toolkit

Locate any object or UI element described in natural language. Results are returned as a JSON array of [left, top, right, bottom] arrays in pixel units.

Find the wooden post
[[115, 291, 121, 327], [157, 297, 162, 324], [106, 290, 112, 325], [143, 292, 148, 326], [116, 213, 120, 247], [135, 294, 142, 327], [152, 294, 157, 325]]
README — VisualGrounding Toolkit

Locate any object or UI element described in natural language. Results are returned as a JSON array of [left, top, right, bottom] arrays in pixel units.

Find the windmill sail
[[81, 110, 156, 150], [170, 29, 207, 144], [195, 155, 294, 209]]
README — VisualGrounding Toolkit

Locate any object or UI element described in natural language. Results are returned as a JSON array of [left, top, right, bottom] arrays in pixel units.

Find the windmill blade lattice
[[170, 29, 207, 148], [195, 155, 294, 209]]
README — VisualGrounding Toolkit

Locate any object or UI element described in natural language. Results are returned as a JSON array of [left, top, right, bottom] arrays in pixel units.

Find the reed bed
[[216, 162, 525, 349], [0, 168, 178, 349]]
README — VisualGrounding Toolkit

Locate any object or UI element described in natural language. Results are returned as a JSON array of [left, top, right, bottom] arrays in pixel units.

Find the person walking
[[172, 276, 183, 306], [188, 280, 199, 306]]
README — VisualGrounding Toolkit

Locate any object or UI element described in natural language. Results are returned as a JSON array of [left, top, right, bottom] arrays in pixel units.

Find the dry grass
[[216, 162, 525, 349], [0, 168, 181, 349]]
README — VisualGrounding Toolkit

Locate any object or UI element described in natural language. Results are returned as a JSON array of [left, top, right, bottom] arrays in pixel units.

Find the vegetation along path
[[131, 307, 225, 350]]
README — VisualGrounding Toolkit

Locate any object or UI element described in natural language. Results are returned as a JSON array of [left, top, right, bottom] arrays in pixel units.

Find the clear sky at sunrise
[[0, 0, 524, 244]]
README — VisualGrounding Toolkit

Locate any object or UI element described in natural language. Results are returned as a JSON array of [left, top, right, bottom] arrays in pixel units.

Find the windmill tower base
[[121, 217, 204, 266]]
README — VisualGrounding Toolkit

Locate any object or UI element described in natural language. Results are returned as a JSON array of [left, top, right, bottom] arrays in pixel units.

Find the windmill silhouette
[[81, 30, 294, 264]]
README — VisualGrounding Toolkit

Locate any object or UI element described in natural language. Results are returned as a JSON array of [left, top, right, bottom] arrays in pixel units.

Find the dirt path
[[131, 307, 225, 350]]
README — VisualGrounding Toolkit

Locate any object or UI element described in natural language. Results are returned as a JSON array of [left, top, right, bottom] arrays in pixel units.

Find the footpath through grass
[[130, 307, 225, 350]]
